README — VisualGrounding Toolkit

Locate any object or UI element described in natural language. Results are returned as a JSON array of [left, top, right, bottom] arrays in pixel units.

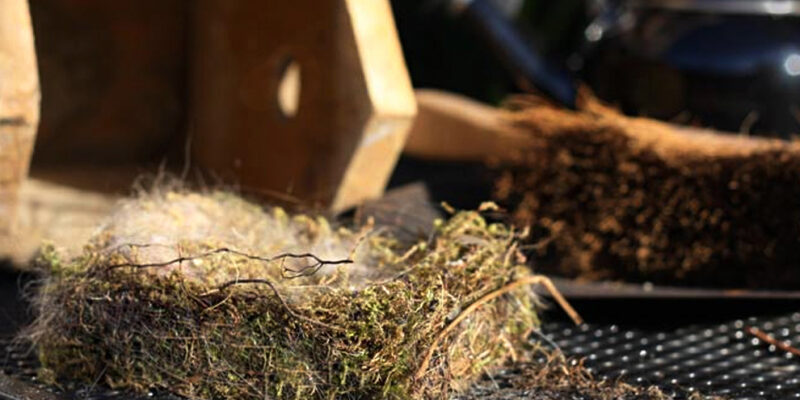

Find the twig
[[745, 326, 800, 357], [99, 246, 352, 277], [97, 245, 352, 331], [414, 274, 582, 380]]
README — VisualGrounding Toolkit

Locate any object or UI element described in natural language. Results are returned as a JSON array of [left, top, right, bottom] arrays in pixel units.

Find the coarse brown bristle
[[495, 94, 800, 288], [27, 190, 540, 399]]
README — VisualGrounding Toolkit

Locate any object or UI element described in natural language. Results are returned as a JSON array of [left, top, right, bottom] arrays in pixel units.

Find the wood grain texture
[[190, 0, 416, 211], [405, 90, 531, 162], [0, 0, 40, 244], [28, 0, 187, 165], [1, 178, 116, 266]]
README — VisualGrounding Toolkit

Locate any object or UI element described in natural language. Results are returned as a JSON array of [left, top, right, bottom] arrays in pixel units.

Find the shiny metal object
[[629, 0, 800, 16], [448, 0, 523, 17]]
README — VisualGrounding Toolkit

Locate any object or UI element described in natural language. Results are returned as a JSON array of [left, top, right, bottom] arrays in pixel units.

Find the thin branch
[[93, 244, 352, 331], [98, 246, 352, 277], [745, 326, 800, 357]]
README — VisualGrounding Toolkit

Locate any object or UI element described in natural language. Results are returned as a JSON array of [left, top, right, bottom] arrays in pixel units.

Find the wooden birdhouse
[[190, 0, 417, 211]]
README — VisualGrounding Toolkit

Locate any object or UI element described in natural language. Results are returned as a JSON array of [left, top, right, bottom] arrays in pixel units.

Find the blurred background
[[393, 0, 800, 137], [392, 0, 586, 105]]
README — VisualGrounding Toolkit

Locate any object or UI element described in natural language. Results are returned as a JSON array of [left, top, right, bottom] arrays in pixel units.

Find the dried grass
[[28, 190, 542, 399]]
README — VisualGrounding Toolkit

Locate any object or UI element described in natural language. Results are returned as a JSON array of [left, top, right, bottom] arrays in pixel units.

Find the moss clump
[[29, 191, 539, 399]]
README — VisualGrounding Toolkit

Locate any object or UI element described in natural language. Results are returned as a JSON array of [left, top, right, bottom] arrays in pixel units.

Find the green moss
[[30, 192, 539, 399]]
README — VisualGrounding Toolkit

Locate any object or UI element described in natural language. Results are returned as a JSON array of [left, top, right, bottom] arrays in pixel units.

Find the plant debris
[[458, 350, 721, 400], [28, 190, 548, 399], [495, 93, 800, 288]]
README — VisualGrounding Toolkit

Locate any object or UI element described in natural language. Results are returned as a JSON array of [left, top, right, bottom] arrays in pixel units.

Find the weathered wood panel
[[190, 0, 416, 211], [28, 0, 187, 165], [0, 0, 40, 244]]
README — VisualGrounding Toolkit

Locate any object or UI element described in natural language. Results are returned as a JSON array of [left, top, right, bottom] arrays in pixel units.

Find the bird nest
[[28, 191, 576, 399]]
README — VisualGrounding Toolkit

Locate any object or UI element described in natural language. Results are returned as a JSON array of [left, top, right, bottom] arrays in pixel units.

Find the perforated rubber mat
[[540, 312, 800, 400], [3, 312, 800, 399]]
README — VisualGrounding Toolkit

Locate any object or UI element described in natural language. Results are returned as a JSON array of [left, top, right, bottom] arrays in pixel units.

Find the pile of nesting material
[[28, 191, 544, 399], [495, 95, 800, 289]]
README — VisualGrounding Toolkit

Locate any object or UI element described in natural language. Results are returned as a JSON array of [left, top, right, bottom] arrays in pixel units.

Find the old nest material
[[28, 191, 575, 399], [495, 93, 800, 288]]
